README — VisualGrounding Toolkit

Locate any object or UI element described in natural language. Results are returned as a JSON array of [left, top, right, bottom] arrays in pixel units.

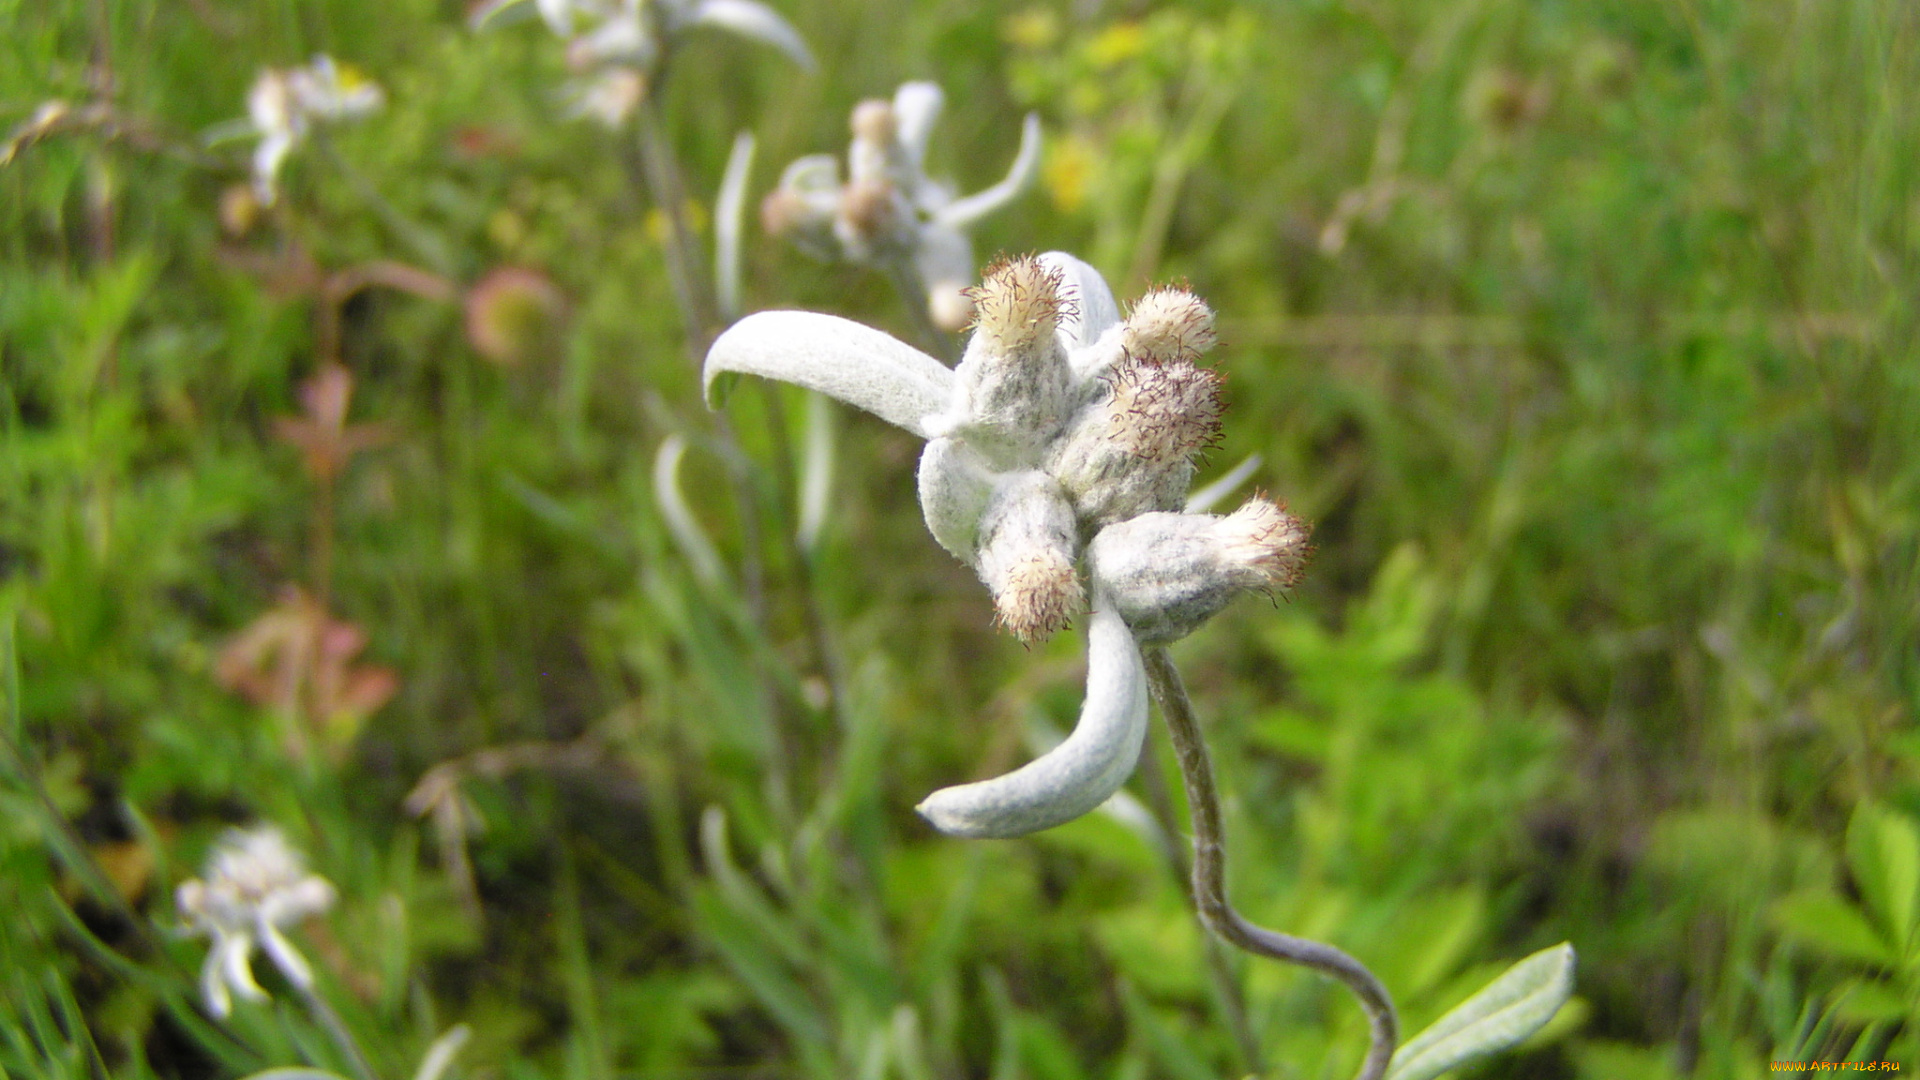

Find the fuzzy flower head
[[176, 826, 336, 1018], [762, 83, 1042, 331], [473, 0, 812, 126], [240, 55, 383, 205], [705, 252, 1310, 839]]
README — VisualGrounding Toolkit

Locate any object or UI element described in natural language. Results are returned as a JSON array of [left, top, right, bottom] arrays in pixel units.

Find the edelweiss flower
[[705, 252, 1310, 838], [176, 826, 336, 1018], [241, 56, 384, 205], [761, 83, 1042, 331], [473, 0, 812, 125]]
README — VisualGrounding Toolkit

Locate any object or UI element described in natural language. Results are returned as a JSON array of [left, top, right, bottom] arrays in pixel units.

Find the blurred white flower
[[240, 55, 384, 205], [176, 826, 336, 1018], [705, 253, 1308, 837], [762, 83, 1042, 331], [475, 0, 812, 126]]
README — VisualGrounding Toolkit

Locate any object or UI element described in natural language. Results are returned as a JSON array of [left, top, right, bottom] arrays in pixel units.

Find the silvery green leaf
[[1038, 251, 1120, 350], [1025, 718, 1165, 847], [412, 1024, 472, 1080], [653, 435, 728, 590], [715, 130, 756, 321], [239, 1071, 355, 1080], [705, 311, 954, 437], [937, 114, 1042, 231], [467, 0, 537, 31], [1385, 943, 1575, 1080], [797, 391, 834, 553], [916, 601, 1147, 837], [1185, 453, 1263, 514], [893, 81, 945, 173], [687, 0, 815, 69]]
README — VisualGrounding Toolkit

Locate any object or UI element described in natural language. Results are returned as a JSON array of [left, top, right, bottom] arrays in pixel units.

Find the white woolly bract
[[1085, 498, 1310, 643], [917, 437, 996, 564], [1121, 287, 1216, 363], [973, 472, 1082, 642], [916, 602, 1147, 837], [705, 311, 953, 437]]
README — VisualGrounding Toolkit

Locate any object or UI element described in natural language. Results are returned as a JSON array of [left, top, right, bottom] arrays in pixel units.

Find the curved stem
[[1135, 734, 1265, 1074], [1141, 647, 1397, 1080], [634, 94, 717, 355]]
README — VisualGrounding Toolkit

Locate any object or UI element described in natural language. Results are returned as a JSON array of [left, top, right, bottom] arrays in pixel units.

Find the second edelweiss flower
[[762, 83, 1042, 331], [176, 826, 336, 1018], [705, 252, 1309, 839]]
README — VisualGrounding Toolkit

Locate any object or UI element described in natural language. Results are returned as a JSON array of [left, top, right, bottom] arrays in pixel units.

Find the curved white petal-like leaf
[[1385, 943, 1576, 1080], [220, 932, 268, 1004], [412, 1024, 473, 1080], [916, 437, 996, 564], [893, 81, 945, 173], [917, 602, 1148, 838], [936, 114, 1042, 231], [200, 947, 233, 1019], [1037, 251, 1120, 349], [687, 0, 815, 69], [239, 1070, 355, 1080], [1185, 453, 1264, 514], [797, 391, 834, 552], [779, 152, 840, 196], [653, 435, 728, 590], [1021, 720, 1164, 847], [706, 311, 953, 437], [256, 922, 315, 991], [715, 130, 756, 321], [252, 132, 296, 205]]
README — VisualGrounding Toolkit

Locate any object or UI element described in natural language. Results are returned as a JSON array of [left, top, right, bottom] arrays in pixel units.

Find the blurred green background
[[4, 0, 1918, 1077]]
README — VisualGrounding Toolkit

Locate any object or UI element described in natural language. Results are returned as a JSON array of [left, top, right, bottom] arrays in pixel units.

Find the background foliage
[[4, 0, 1918, 1077]]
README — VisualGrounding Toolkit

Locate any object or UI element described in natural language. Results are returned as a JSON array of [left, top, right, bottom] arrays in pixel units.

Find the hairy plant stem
[[1134, 734, 1264, 1075], [1141, 647, 1398, 1080]]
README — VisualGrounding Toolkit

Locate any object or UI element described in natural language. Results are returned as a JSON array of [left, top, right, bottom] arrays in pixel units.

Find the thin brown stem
[[1142, 647, 1397, 1080], [634, 96, 717, 356]]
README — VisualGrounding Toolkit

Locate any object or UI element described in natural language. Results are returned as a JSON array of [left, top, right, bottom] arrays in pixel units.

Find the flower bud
[[1085, 498, 1310, 643], [974, 472, 1084, 642], [1120, 287, 1216, 363], [942, 255, 1077, 465], [836, 177, 899, 248], [850, 99, 897, 145], [1048, 355, 1223, 525]]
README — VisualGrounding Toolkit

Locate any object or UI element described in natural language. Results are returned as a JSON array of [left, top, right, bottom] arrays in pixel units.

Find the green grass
[[3, 0, 1918, 1076]]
